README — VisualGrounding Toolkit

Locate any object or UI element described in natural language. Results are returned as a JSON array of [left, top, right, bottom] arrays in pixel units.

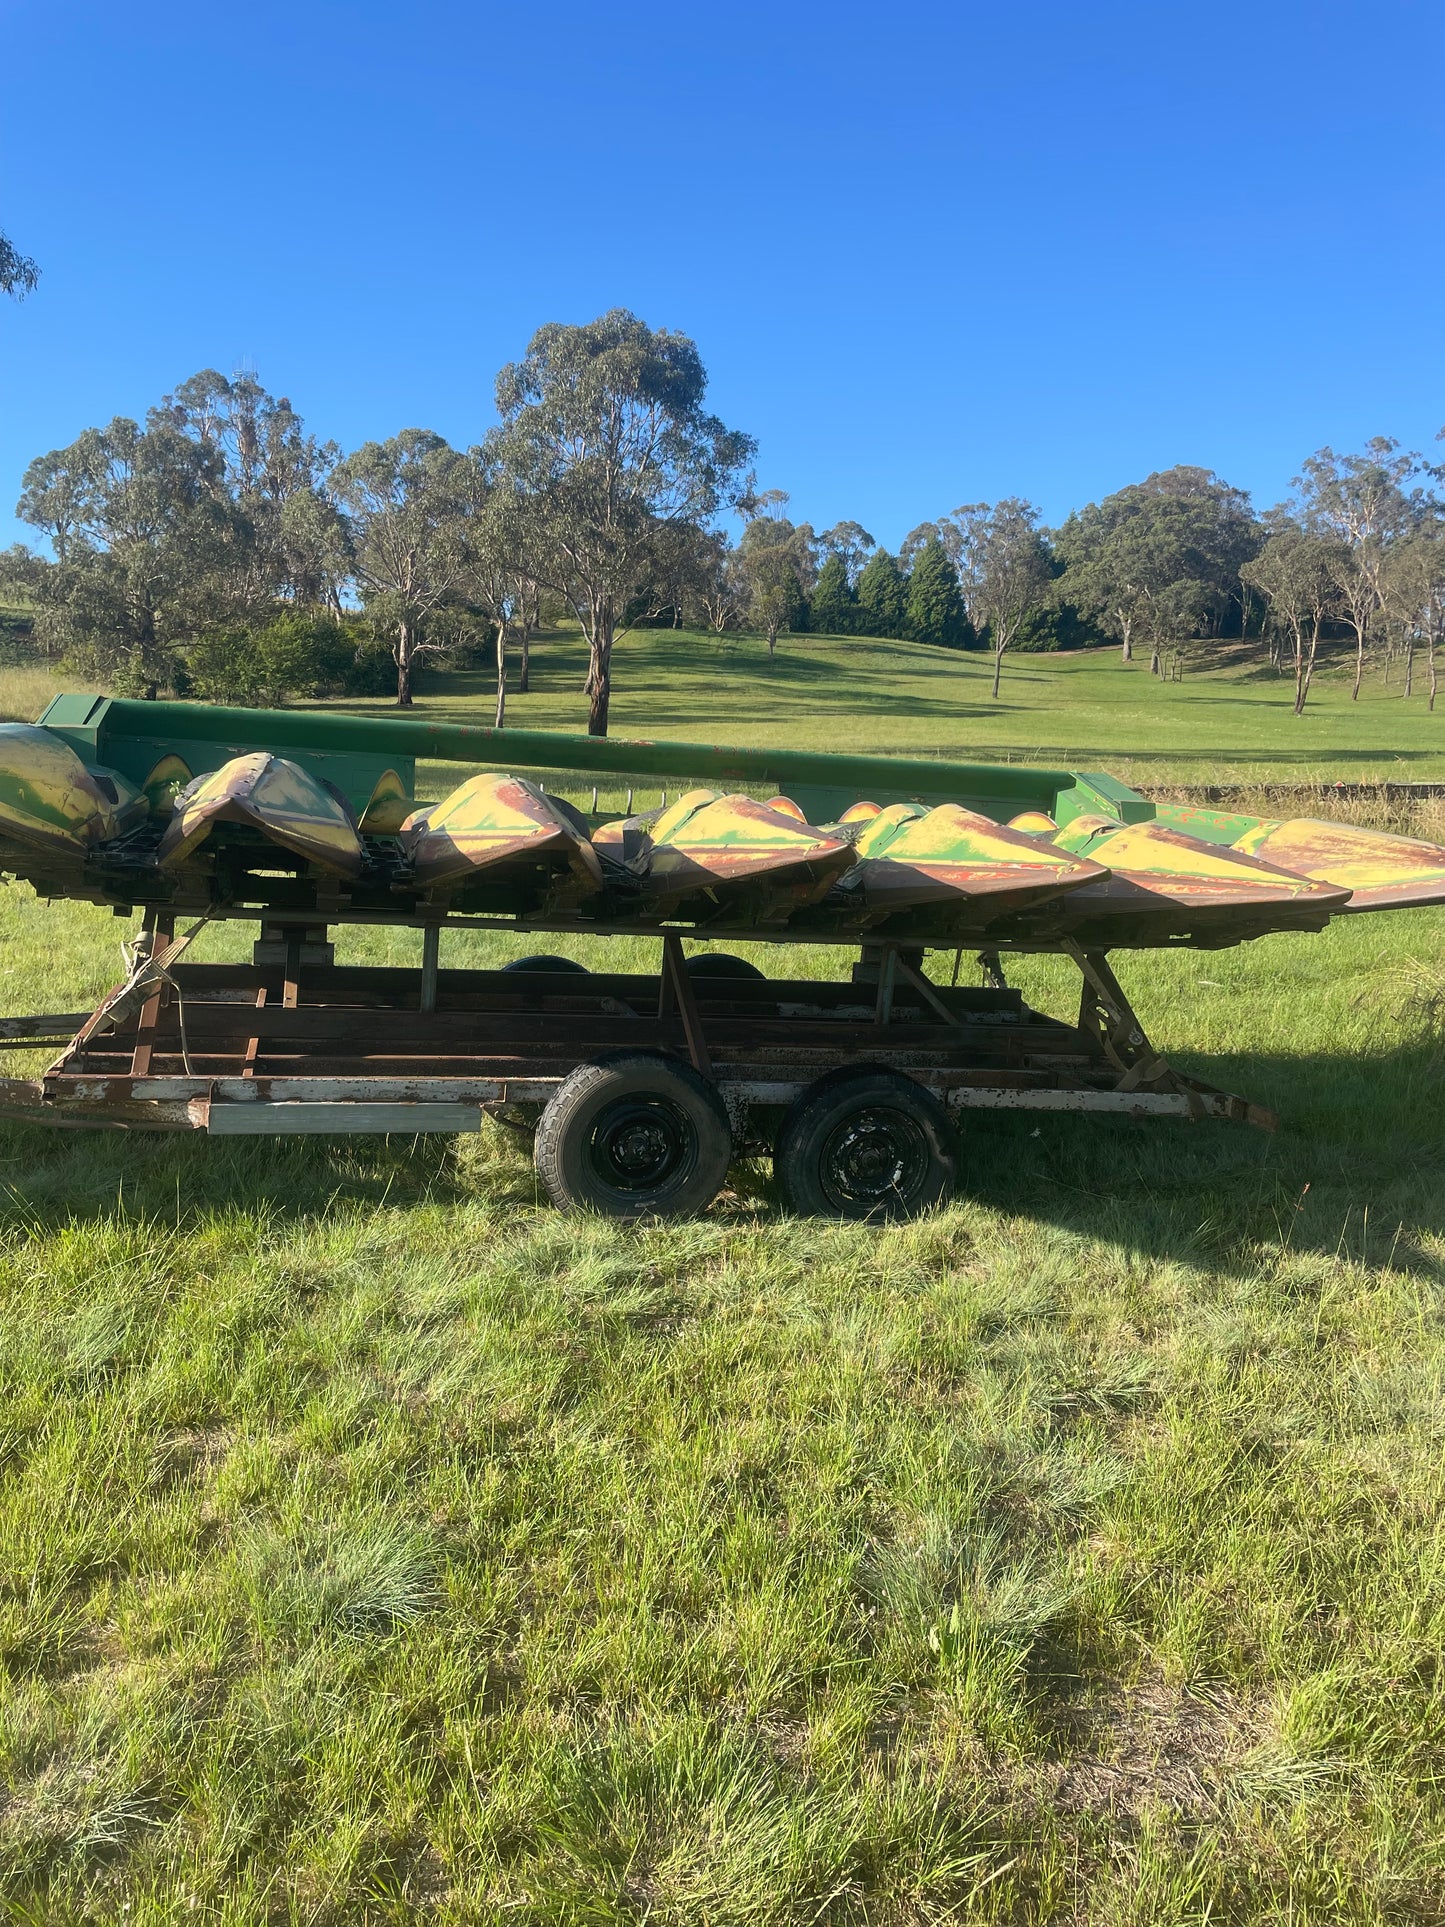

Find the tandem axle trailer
[[0, 917, 1273, 1221]]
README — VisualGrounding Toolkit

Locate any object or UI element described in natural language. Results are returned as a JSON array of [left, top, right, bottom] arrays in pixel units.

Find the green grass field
[[3, 640, 1445, 1922]]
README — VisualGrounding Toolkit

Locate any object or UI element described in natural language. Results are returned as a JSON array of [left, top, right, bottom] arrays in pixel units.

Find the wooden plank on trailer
[[164, 960, 1027, 1014], [152, 1006, 1061, 1058]]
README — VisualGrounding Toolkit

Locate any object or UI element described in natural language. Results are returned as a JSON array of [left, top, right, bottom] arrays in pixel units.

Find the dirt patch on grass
[[1045, 1675, 1261, 1823]]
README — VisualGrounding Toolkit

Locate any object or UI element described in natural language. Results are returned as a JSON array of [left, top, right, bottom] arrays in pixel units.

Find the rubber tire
[[684, 952, 766, 982], [534, 1052, 732, 1220], [501, 954, 590, 975], [774, 1066, 957, 1222]]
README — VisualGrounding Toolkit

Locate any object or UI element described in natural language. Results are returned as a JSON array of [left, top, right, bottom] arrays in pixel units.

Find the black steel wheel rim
[[585, 1095, 697, 1196], [818, 1104, 930, 1212]]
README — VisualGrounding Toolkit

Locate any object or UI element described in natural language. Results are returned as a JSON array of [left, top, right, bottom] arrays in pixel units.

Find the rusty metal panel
[[944, 1086, 1274, 1127], [205, 1100, 486, 1135]]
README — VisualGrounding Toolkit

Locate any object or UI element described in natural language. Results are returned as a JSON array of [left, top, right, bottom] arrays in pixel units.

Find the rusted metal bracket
[[128, 912, 177, 1077], [1065, 942, 1176, 1093], [891, 953, 963, 1028]]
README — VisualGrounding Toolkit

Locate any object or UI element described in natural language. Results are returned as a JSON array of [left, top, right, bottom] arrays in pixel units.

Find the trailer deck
[[0, 924, 1273, 1151]]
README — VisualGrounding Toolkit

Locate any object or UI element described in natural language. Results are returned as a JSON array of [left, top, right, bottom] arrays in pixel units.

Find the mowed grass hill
[[2, 634, 1445, 1922], [354, 625, 1445, 790]]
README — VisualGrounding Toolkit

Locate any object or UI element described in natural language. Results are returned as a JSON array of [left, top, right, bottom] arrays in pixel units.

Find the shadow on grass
[[956, 1035, 1445, 1274], [0, 1118, 537, 1229], [1, 1041, 1441, 1279]]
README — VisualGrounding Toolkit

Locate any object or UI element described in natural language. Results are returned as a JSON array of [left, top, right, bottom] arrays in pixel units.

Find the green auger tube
[[34, 693, 1151, 830]]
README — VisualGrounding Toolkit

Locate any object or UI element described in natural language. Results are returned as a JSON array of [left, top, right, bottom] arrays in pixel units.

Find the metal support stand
[[659, 934, 713, 1077], [1067, 943, 1171, 1091], [873, 945, 898, 1026], [420, 925, 440, 1013]]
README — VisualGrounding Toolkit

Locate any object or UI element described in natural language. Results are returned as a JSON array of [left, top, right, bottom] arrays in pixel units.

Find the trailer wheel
[[502, 954, 590, 975], [775, 1067, 956, 1221], [684, 952, 766, 982], [534, 1052, 732, 1220]]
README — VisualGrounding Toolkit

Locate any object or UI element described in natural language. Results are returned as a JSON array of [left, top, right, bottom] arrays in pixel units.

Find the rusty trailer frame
[[0, 918, 1276, 1156]]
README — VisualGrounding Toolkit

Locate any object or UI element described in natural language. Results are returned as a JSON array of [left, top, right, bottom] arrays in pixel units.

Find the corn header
[[2, 694, 1441, 1219]]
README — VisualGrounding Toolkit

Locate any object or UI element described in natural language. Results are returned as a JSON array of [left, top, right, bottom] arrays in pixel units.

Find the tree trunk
[[586, 617, 614, 736], [1117, 610, 1132, 663], [1149, 641, 1161, 678], [495, 618, 507, 728], [1301, 617, 1321, 712], [1351, 622, 1364, 701], [992, 641, 1004, 699], [396, 619, 414, 707], [518, 623, 531, 694], [1404, 631, 1414, 699], [1430, 638, 1438, 714], [767, 621, 778, 658]]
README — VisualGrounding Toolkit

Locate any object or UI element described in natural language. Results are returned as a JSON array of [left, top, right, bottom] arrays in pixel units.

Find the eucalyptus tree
[[1241, 522, 1341, 713], [952, 499, 1053, 697], [817, 520, 876, 585], [737, 514, 812, 654], [638, 519, 731, 630], [485, 310, 755, 735], [8, 415, 248, 691], [331, 430, 485, 706], [154, 370, 347, 611], [1292, 440, 1420, 699], [693, 530, 746, 635], [899, 520, 943, 571], [1383, 520, 1445, 709], [0, 229, 38, 298], [1054, 467, 1261, 665]]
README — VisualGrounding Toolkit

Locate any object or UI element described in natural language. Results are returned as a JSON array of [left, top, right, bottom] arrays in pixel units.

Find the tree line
[[4, 306, 1445, 731]]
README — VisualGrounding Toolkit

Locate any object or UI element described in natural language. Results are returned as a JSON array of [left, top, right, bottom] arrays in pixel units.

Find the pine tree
[[856, 548, 908, 637], [905, 538, 969, 647], [808, 554, 855, 635]]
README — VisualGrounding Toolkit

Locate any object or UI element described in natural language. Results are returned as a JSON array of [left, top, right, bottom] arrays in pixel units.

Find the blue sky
[[2, 0, 1442, 552]]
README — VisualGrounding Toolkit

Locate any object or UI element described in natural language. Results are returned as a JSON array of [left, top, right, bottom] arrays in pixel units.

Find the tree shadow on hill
[[624, 687, 1013, 732]]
